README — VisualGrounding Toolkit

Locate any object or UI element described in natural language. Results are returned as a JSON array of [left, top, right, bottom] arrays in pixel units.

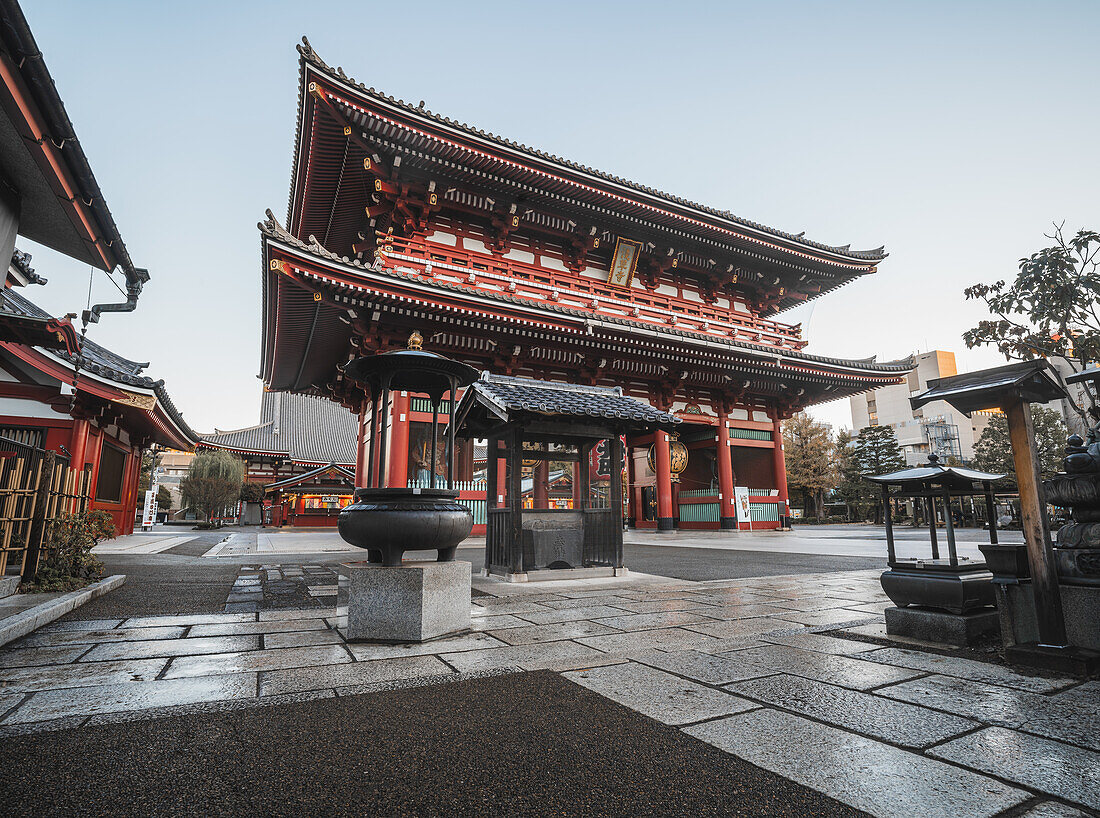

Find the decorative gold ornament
[[313, 292, 322, 302], [407, 331, 424, 350], [343, 126, 352, 136]]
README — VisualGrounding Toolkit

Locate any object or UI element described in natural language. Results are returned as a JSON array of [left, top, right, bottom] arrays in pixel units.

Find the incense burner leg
[[437, 546, 457, 563]]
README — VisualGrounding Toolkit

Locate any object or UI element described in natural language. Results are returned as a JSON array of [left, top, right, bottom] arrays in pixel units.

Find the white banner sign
[[141, 490, 158, 528], [734, 486, 752, 531]]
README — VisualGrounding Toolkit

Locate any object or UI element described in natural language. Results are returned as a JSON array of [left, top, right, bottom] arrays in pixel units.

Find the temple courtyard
[[0, 526, 1095, 817]]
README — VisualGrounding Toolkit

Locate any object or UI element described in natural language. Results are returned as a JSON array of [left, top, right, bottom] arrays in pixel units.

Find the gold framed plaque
[[607, 237, 642, 288]]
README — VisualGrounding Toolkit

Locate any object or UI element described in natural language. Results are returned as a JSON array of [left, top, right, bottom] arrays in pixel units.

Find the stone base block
[[0, 575, 19, 600], [340, 560, 471, 643], [884, 605, 999, 647], [993, 581, 1100, 652]]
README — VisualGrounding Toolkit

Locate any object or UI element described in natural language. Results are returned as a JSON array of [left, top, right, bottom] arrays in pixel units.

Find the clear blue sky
[[19, 1, 1100, 434]]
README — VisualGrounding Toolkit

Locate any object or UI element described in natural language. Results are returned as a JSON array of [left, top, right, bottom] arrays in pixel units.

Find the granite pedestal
[[884, 605, 999, 647], [340, 560, 471, 643]]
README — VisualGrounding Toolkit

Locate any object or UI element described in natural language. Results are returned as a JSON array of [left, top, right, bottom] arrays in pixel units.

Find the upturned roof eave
[[291, 39, 886, 273]]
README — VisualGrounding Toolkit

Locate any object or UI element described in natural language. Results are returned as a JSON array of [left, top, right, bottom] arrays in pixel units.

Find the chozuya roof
[[456, 372, 682, 432], [200, 390, 357, 466], [864, 454, 1005, 487], [0, 286, 196, 446], [260, 215, 912, 389], [290, 38, 886, 312]]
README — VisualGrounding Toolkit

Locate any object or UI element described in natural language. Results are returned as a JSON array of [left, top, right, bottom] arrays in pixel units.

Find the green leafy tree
[[853, 426, 906, 523], [156, 484, 172, 513], [973, 407, 1067, 486], [963, 225, 1100, 426], [782, 413, 836, 519], [181, 450, 245, 523], [834, 428, 869, 521]]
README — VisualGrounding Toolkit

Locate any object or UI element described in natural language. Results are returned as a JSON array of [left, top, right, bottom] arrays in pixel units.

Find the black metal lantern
[[337, 334, 480, 566]]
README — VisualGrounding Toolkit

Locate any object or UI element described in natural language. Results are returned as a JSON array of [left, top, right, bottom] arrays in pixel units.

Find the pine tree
[[852, 426, 905, 523], [973, 407, 1067, 486]]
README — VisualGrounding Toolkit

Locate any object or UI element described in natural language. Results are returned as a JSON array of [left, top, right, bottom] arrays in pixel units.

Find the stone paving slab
[[771, 609, 877, 627], [0, 657, 167, 694], [681, 616, 798, 640], [187, 619, 329, 638], [860, 647, 1075, 693], [771, 597, 866, 612], [717, 644, 925, 691], [1052, 681, 1100, 713], [759, 631, 881, 655], [1, 672, 259, 724], [604, 599, 716, 614], [728, 673, 981, 749], [442, 639, 609, 673], [629, 649, 775, 685], [468, 613, 529, 630], [513, 605, 630, 625], [346, 632, 508, 662], [0, 644, 91, 668], [685, 708, 1030, 818], [591, 610, 716, 632], [259, 655, 453, 696], [687, 603, 797, 621], [257, 608, 337, 622], [469, 600, 556, 616], [929, 727, 1100, 811], [487, 621, 620, 646], [575, 626, 720, 655], [121, 613, 255, 628], [163, 644, 353, 679], [81, 635, 261, 662], [564, 661, 757, 726], [17, 625, 186, 647], [877, 674, 1100, 752], [40, 618, 125, 632], [1018, 803, 1096, 818], [0, 691, 23, 719], [263, 630, 346, 649]]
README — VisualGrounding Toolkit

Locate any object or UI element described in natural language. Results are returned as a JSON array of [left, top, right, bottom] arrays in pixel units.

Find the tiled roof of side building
[[0, 286, 197, 442], [201, 391, 358, 466], [296, 38, 886, 265], [470, 373, 682, 428]]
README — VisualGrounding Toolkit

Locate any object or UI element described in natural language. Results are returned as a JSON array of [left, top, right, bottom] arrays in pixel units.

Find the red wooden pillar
[[69, 418, 89, 470], [717, 419, 737, 530], [772, 414, 789, 522], [655, 430, 675, 532], [387, 391, 410, 488], [534, 460, 549, 509], [354, 404, 367, 488]]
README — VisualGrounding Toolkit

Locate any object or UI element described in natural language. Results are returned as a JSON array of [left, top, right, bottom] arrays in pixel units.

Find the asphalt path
[[0, 671, 867, 818]]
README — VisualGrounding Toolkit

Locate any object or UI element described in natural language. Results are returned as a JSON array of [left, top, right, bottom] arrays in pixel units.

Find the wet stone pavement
[[0, 566, 1097, 818], [223, 565, 341, 612]]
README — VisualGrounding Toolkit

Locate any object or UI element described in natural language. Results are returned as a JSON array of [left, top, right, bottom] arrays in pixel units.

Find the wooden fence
[[0, 437, 92, 580]]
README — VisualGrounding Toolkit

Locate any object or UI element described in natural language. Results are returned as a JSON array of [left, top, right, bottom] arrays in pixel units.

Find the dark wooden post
[[882, 484, 896, 565], [1004, 397, 1068, 646], [984, 481, 999, 545], [610, 433, 623, 568], [579, 442, 592, 512], [486, 436, 498, 511], [508, 429, 524, 576]]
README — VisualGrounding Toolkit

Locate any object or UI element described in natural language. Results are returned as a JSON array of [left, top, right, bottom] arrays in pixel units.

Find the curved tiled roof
[[201, 390, 357, 466], [296, 38, 886, 266], [0, 286, 197, 443], [463, 372, 681, 430]]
